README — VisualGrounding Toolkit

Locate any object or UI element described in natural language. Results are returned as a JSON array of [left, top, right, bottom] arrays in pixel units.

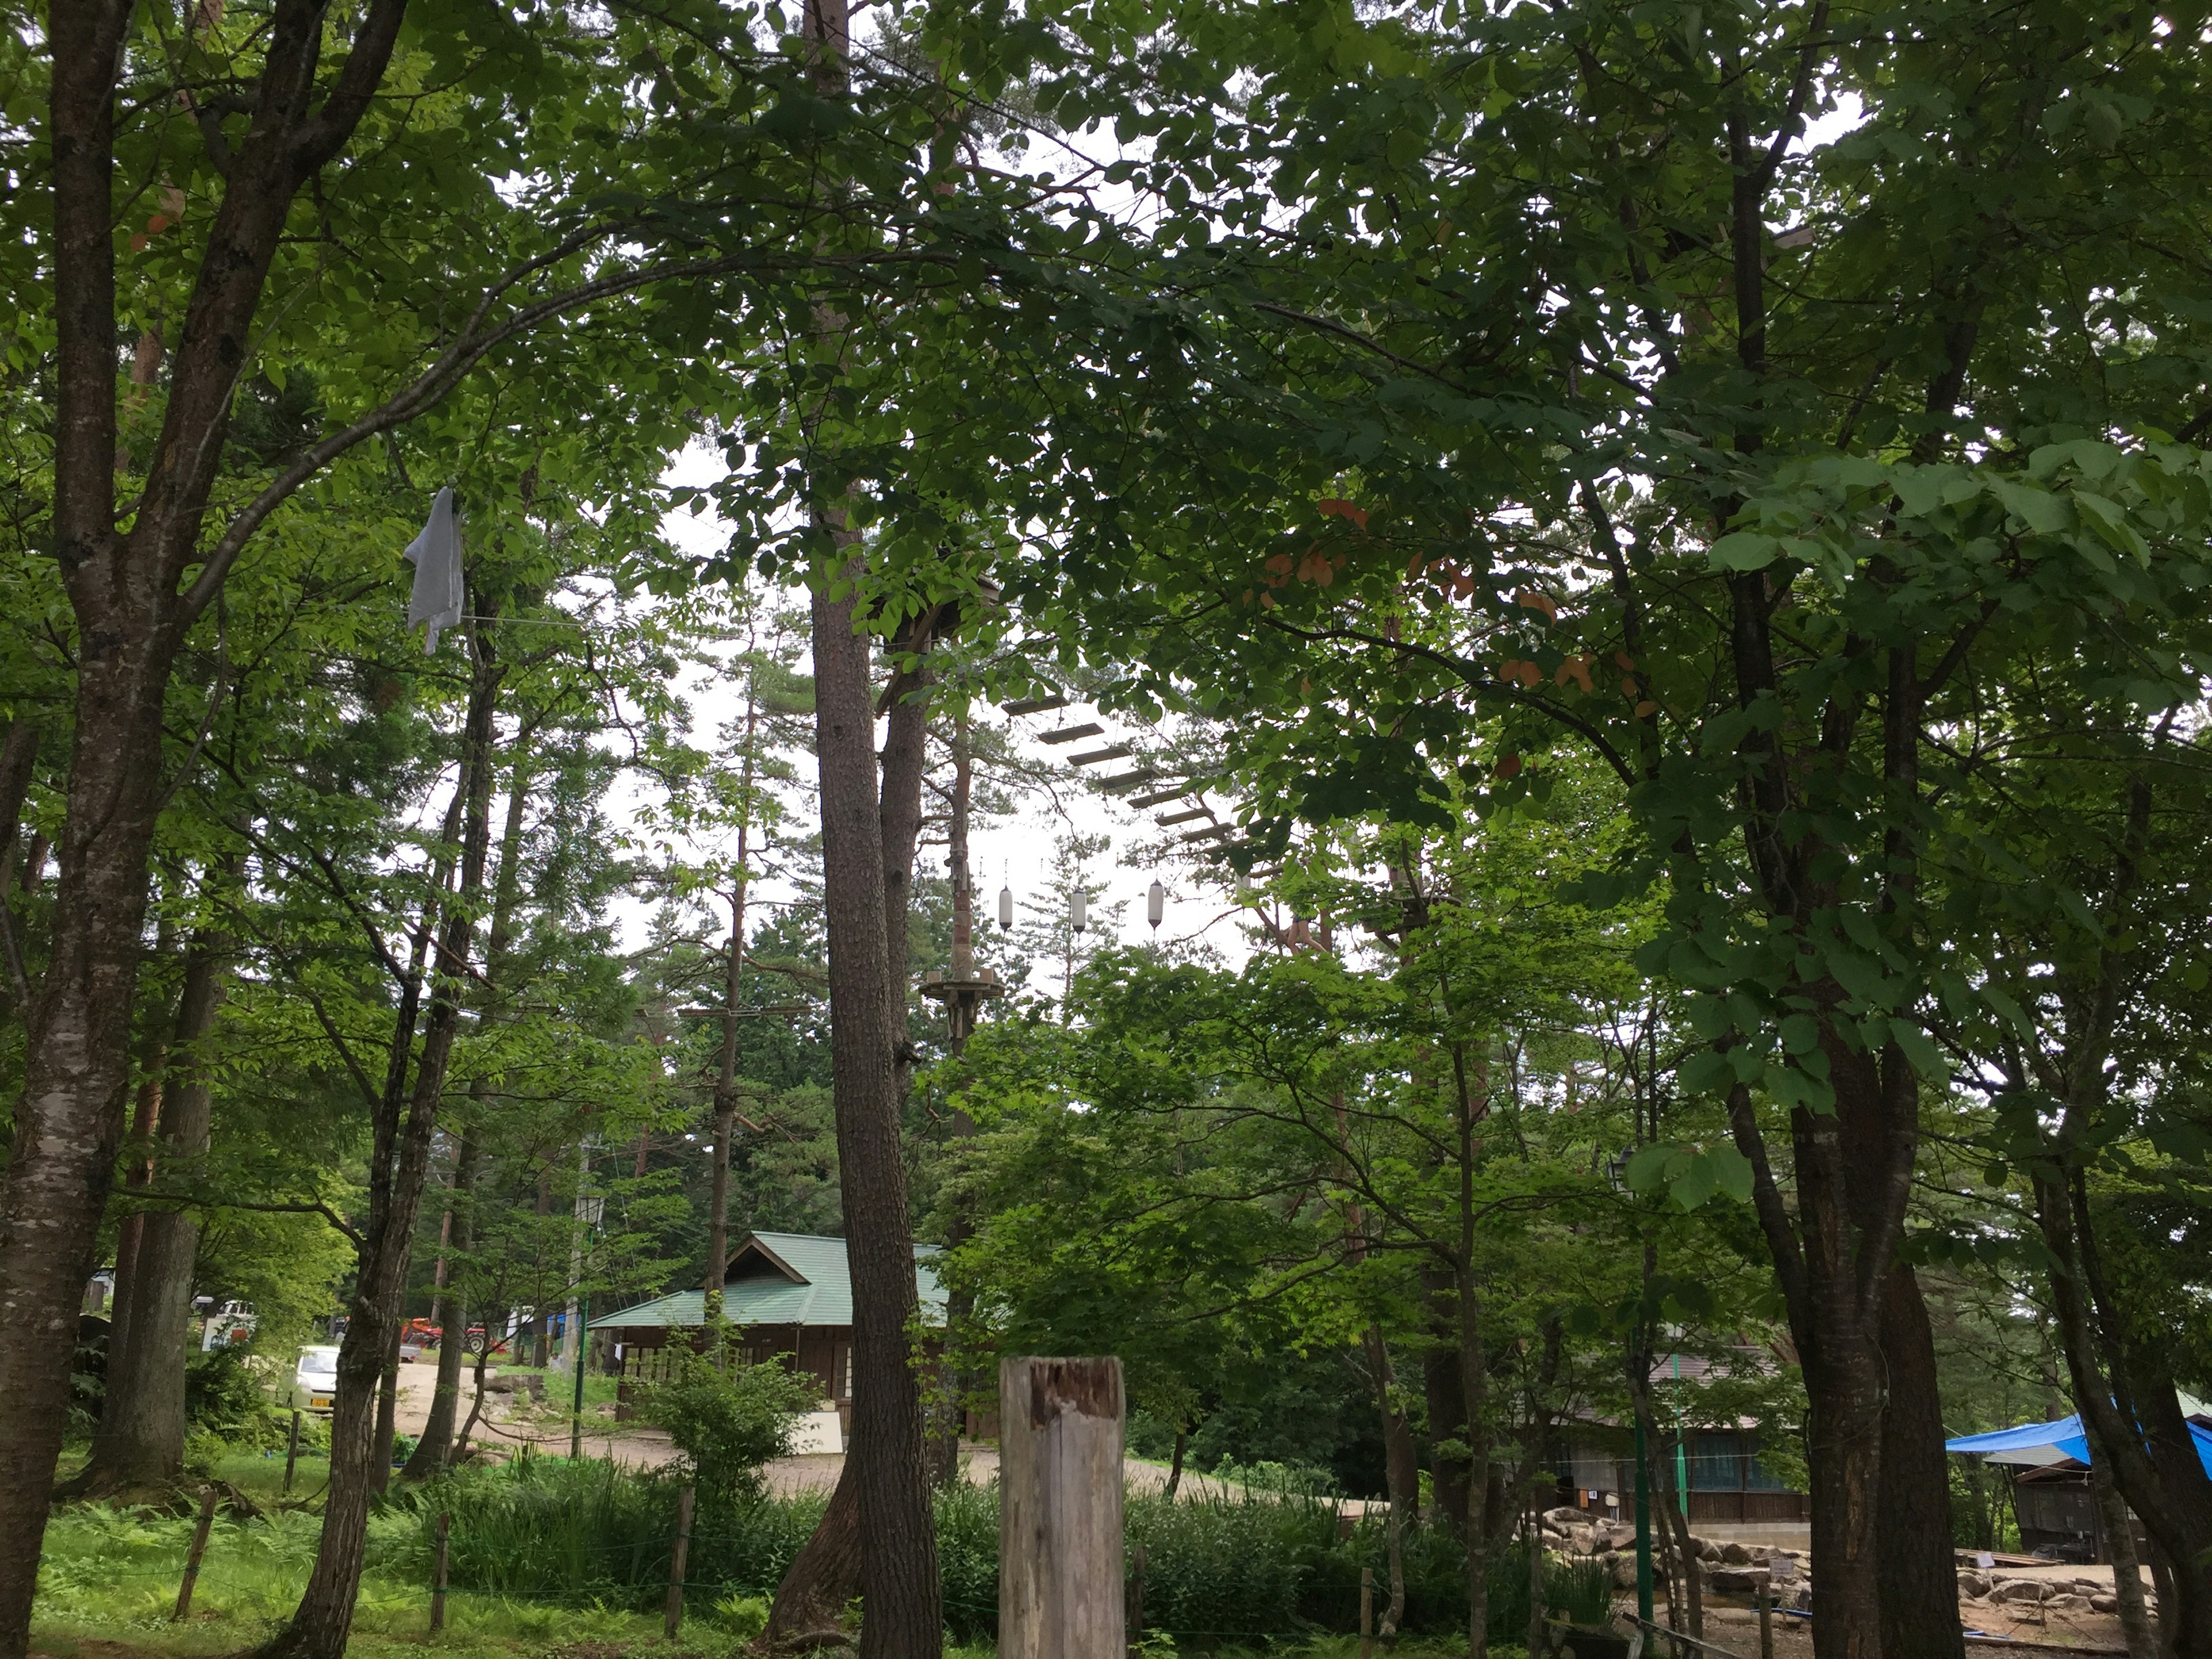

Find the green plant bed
[[400, 1459, 1611, 1649], [29, 1499, 760, 1659]]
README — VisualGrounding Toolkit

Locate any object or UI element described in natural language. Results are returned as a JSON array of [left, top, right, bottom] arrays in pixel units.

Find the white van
[[294, 1346, 340, 1412]]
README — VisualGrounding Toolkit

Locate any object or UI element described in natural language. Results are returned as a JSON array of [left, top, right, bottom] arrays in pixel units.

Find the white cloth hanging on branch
[[404, 487, 465, 653]]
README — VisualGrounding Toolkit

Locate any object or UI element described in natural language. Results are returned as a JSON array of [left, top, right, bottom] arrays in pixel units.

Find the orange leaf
[[1635, 700, 1658, 717], [1555, 656, 1593, 692], [1613, 651, 1636, 670], [1619, 676, 1639, 698], [1318, 497, 1370, 531], [1494, 753, 1522, 779], [1514, 587, 1558, 619]]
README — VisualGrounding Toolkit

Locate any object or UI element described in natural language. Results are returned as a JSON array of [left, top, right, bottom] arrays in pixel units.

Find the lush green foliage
[[395, 1455, 1607, 1645], [634, 1349, 818, 1503]]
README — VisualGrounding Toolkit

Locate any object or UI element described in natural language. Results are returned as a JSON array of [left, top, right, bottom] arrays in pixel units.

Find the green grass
[[34, 1457, 1606, 1658], [393, 1457, 1615, 1647], [29, 1501, 764, 1659]]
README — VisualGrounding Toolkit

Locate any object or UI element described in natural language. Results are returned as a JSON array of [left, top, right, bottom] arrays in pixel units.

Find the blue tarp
[[1946, 1417, 2082, 1457], [2051, 1423, 2212, 1478], [1947, 1415, 2212, 1476]]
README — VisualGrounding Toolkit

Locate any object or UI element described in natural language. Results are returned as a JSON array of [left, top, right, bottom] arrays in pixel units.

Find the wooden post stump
[[1126, 1543, 1146, 1658], [431, 1512, 450, 1634], [172, 1488, 219, 1621], [1757, 1591, 1773, 1659], [1359, 1565, 1374, 1659], [664, 1484, 695, 1639], [1000, 1357, 1124, 1659]]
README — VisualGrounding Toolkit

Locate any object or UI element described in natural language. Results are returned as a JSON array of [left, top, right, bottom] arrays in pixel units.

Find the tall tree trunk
[[532, 1166, 553, 1368], [0, 9, 408, 1651], [79, 923, 174, 1495], [1445, 1041, 1495, 1659], [792, 559, 941, 1659], [369, 1317, 405, 1494], [767, 1455, 868, 1647], [103, 944, 174, 1402], [1875, 1263, 1963, 1659], [2036, 1173, 2212, 1659], [0, 718, 41, 1022], [2084, 1412, 2158, 1659], [261, 604, 502, 1659], [1423, 1269, 1472, 1537], [1726, 1066, 1908, 1659], [402, 1131, 479, 1478], [931, 713, 979, 1486], [405, 745, 528, 1479], [1366, 1325, 1412, 1637], [706, 679, 760, 1342], [69, 916, 230, 1497]]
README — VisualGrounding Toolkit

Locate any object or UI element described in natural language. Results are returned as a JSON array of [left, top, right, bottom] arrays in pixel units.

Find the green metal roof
[[594, 1232, 945, 1331]]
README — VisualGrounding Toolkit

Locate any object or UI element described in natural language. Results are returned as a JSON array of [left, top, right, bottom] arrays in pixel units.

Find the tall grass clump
[[396, 1454, 826, 1609], [396, 1457, 1618, 1645], [1128, 1487, 1326, 1640], [934, 1479, 1002, 1643]]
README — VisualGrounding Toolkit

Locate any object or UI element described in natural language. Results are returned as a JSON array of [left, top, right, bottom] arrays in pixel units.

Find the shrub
[[186, 1346, 282, 1445], [634, 1348, 817, 1504]]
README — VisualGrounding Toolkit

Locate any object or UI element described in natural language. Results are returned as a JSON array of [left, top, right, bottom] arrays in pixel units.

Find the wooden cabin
[[592, 1230, 946, 1439]]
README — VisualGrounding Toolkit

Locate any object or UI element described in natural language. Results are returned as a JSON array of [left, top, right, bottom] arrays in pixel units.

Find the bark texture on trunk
[[806, 570, 941, 1659], [1875, 1263, 1963, 1659], [766, 1459, 866, 1649], [2039, 1174, 2212, 1659], [370, 1316, 407, 1495], [72, 927, 230, 1495], [262, 610, 501, 1659], [103, 1020, 170, 1418], [1366, 1327, 1412, 1637], [401, 1131, 479, 1479], [2084, 1416, 2158, 1659], [1422, 1269, 1472, 1537], [1455, 1259, 1491, 1659], [0, 8, 409, 1652], [406, 750, 528, 1478]]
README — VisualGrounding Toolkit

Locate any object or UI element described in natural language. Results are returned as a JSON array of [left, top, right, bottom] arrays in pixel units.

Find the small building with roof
[[591, 1230, 946, 1440], [1946, 1397, 2212, 1561]]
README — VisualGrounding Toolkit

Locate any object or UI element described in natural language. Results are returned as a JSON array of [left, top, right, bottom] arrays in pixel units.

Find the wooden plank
[[1623, 1613, 1744, 1659], [172, 1489, 218, 1622], [431, 1512, 450, 1633], [1001, 1356, 1125, 1659]]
